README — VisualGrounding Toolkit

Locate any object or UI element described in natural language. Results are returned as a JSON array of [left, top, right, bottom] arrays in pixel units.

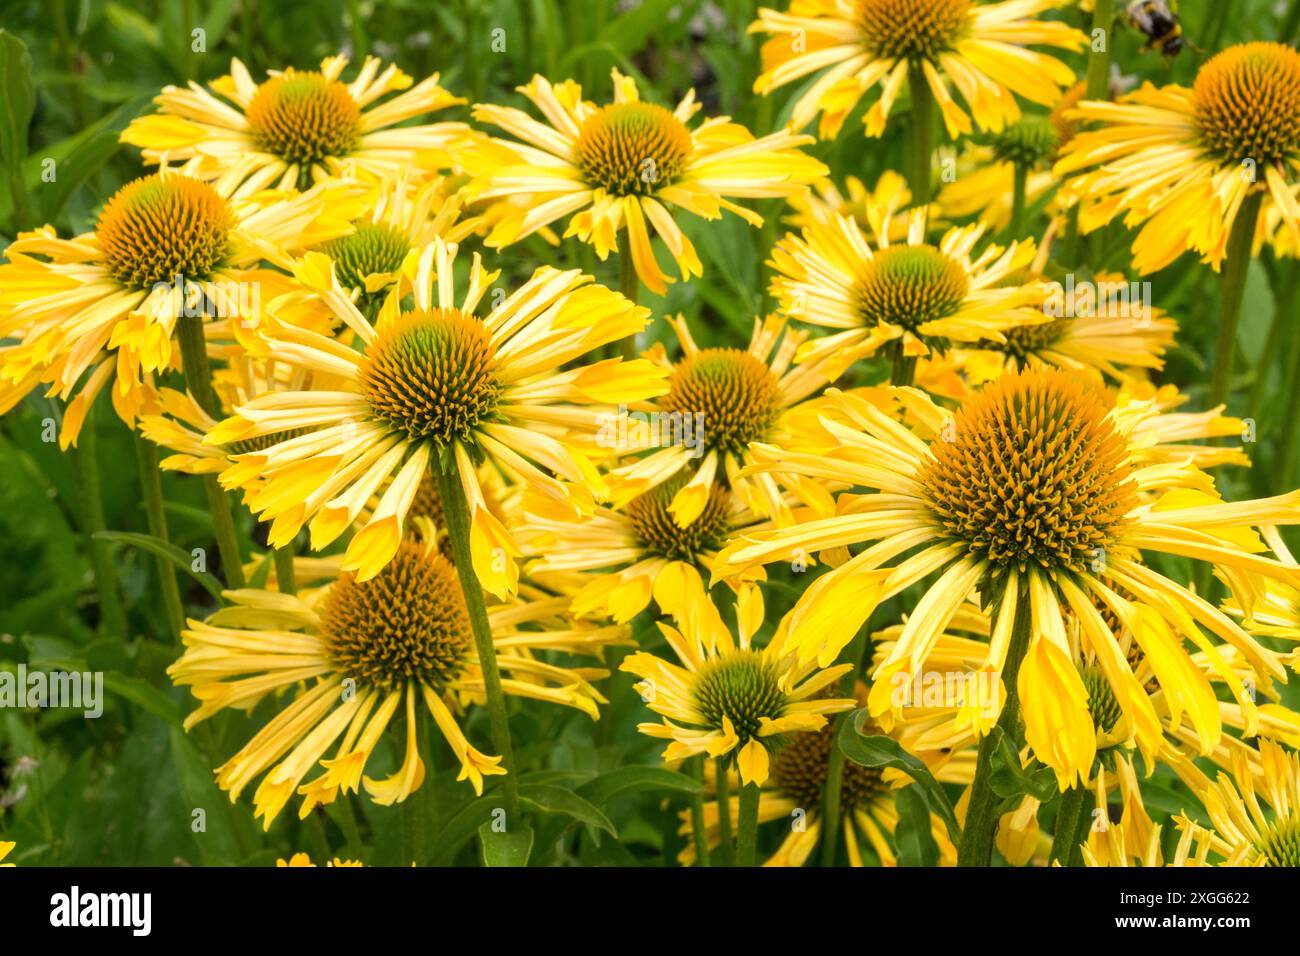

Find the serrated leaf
[[477, 822, 533, 867], [837, 710, 960, 843], [94, 530, 223, 600]]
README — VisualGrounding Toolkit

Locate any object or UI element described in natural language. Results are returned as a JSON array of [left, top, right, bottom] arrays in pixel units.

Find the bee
[[1125, 0, 1184, 58]]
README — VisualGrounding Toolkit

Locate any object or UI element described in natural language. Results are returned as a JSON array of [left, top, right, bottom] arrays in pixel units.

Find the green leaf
[[94, 530, 223, 599], [169, 725, 246, 865], [100, 673, 181, 724], [427, 793, 507, 865], [837, 710, 960, 843], [31, 93, 153, 223], [477, 822, 534, 867], [987, 726, 1057, 802], [575, 766, 701, 806], [518, 783, 617, 838], [602, 0, 688, 58], [0, 31, 34, 169], [1237, 260, 1274, 368], [894, 787, 940, 867]]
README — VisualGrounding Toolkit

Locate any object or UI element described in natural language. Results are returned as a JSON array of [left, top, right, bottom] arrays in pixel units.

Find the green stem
[[176, 313, 246, 589], [714, 756, 734, 867], [957, 584, 1033, 866], [435, 464, 521, 820], [202, 476, 246, 588], [134, 433, 186, 637], [1009, 162, 1028, 240], [272, 542, 297, 595], [617, 249, 640, 360], [1209, 191, 1265, 412], [818, 625, 870, 866], [891, 347, 918, 387], [1279, 321, 1300, 491], [687, 755, 711, 867], [1085, 0, 1115, 102], [907, 68, 933, 208], [181, 0, 197, 81], [71, 408, 128, 638], [1050, 784, 1091, 867], [735, 781, 761, 867], [345, 0, 368, 59], [399, 709, 433, 865]]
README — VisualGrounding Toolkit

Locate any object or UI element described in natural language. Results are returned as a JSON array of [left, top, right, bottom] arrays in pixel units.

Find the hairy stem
[[735, 781, 761, 867], [435, 464, 521, 820]]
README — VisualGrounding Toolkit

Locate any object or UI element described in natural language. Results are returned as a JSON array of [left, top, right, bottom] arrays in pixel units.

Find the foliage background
[[0, 0, 1297, 865]]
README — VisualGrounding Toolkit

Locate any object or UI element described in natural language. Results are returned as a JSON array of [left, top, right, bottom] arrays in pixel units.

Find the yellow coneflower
[[607, 313, 842, 528], [122, 55, 467, 194], [311, 172, 477, 315], [768, 207, 1049, 377], [868, 594, 1300, 791], [935, 81, 1086, 229], [680, 696, 965, 866], [1079, 755, 1165, 868], [749, 0, 1086, 139], [207, 238, 668, 595], [943, 270, 1177, 384], [169, 527, 627, 828], [1055, 42, 1300, 274], [462, 69, 827, 294], [785, 170, 921, 238], [1166, 738, 1300, 866], [1223, 527, 1300, 663], [622, 590, 856, 786], [519, 478, 782, 625], [717, 367, 1300, 791], [276, 853, 364, 867], [0, 171, 363, 447], [139, 343, 310, 478]]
